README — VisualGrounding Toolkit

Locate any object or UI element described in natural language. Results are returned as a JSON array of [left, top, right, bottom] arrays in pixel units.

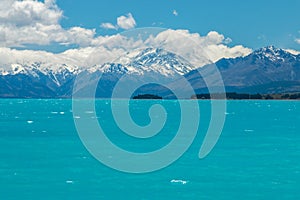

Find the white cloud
[[0, 29, 253, 69], [0, 47, 77, 67], [100, 22, 117, 30], [144, 29, 252, 66], [204, 31, 225, 45], [100, 13, 137, 30], [0, 0, 62, 26], [117, 13, 136, 30], [66, 27, 96, 47], [0, 2, 253, 68], [173, 10, 178, 16], [284, 49, 300, 55], [0, 0, 97, 47]]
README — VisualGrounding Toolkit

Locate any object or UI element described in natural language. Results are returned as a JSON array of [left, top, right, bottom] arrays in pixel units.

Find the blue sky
[[56, 0, 300, 50], [1, 0, 300, 67]]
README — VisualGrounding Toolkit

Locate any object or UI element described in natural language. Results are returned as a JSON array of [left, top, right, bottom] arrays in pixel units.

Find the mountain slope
[[73, 48, 196, 98], [1, 46, 300, 98], [182, 46, 300, 94], [0, 48, 195, 98], [0, 62, 79, 98], [116, 48, 195, 76]]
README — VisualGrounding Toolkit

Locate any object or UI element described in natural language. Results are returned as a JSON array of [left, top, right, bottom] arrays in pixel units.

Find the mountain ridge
[[182, 45, 300, 95], [1, 46, 300, 98]]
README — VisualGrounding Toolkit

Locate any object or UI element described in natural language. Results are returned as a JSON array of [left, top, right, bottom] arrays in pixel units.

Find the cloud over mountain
[[0, 30, 252, 69], [0, 1, 251, 68], [0, 29, 252, 68]]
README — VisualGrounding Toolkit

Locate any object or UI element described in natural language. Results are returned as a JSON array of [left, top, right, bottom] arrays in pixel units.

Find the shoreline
[[1, 98, 300, 101]]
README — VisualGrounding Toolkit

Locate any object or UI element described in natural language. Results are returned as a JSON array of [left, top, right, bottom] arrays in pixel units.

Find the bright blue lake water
[[0, 99, 299, 199]]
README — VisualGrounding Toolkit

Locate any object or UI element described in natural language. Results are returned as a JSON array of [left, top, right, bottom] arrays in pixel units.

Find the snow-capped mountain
[[0, 62, 80, 98], [74, 48, 196, 98], [182, 46, 300, 94], [0, 47, 193, 77], [1, 46, 300, 98], [1, 62, 79, 85], [115, 48, 195, 76], [86, 48, 195, 76], [88, 63, 130, 74], [0, 48, 195, 98]]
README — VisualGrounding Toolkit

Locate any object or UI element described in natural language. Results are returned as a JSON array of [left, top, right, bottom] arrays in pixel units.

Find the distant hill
[[132, 94, 162, 99], [191, 92, 300, 100]]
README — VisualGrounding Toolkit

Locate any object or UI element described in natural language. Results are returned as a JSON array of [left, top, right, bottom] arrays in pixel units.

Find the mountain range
[[183, 46, 300, 95], [0, 46, 300, 98]]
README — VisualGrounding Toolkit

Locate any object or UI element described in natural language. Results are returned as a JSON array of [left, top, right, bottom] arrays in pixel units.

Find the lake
[[0, 99, 299, 199]]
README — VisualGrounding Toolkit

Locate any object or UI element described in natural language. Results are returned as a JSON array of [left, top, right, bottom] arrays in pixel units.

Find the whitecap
[[66, 180, 74, 184], [60, 112, 65, 115], [51, 112, 58, 114], [74, 116, 80, 119], [170, 179, 188, 185], [244, 129, 254, 132], [225, 112, 235, 115], [27, 120, 34, 124]]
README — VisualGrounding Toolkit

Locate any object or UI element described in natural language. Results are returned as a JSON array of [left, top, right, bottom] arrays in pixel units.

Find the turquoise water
[[0, 99, 300, 199]]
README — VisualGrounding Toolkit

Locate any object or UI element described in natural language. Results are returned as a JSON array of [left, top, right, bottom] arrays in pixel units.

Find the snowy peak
[[10, 64, 27, 75], [1, 46, 300, 98], [0, 47, 195, 79], [115, 47, 195, 76], [88, 63, 133, 74], [252, 46, 298, 62], [1, 62, 79, 76], [0, 62, 80, 87]]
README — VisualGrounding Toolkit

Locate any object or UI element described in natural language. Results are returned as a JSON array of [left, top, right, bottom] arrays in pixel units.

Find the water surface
[[0, 99, 299, 199]]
